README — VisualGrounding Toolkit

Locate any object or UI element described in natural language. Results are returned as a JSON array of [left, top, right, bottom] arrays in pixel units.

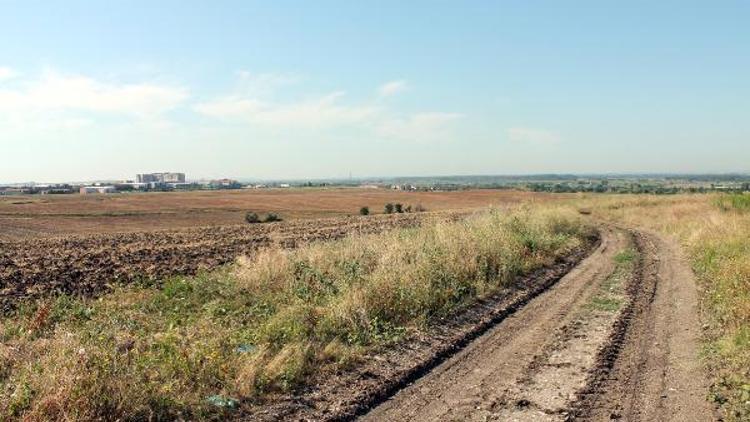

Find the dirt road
[[360, 227, 713, 421]]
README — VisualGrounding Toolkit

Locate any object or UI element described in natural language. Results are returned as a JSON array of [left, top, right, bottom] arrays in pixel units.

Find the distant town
[[0, 172, 246, 195], [1, 173, 750, 196]]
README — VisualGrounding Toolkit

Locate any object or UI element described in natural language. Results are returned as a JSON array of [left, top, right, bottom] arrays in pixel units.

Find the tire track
[[360, 227, 714, 422], [572, 230, 714, 421], [361, 226, 628, 421]]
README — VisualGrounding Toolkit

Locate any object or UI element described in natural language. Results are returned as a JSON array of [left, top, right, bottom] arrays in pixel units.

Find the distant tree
[[359, 206, 370, 216], [263, 213, 283, 222], [384, 203, 394, 214], [394, 203, 403, 213], [245, 212, 261, 224]]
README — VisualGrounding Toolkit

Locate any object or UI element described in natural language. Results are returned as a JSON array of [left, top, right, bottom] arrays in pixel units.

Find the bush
[[384, 203, 394, 214], [359, 207, 370, 216], [245, 212, 261, 224], [414, 204, 426, 212], [394, 203, 403, 213], [264, 213, 283, 223]]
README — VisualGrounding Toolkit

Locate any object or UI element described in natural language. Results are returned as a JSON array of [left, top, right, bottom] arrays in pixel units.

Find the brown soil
[[0, 188, 558, 239], [0, 213, 430, 314], [571, 231, 715, 421]]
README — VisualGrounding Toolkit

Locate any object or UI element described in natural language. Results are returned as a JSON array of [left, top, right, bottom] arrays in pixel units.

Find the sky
[[1, 0, 749, 183]]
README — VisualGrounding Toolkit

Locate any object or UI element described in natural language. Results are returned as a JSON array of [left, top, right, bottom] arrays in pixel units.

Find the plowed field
[[0, 213, 429, 313]]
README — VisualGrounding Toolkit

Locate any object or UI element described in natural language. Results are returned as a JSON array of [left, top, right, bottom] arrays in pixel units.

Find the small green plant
[[263, 213, 283, 223], [359, 207, 370, 216], [245, 212, 261, 224], [384, 203, 394, 214], [715, 194, 750, 212]]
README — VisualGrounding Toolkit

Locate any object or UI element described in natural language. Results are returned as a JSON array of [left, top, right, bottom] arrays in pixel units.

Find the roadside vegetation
[[587, 248, 636, 313], [584, 193, 750, 420], [0, 206, 589, 420]]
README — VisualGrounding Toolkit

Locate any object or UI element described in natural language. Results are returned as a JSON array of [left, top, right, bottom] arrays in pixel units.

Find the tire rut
[[572, 230, 715, 421], [361, 227, 630, 421], [361, 226, 713, 422]]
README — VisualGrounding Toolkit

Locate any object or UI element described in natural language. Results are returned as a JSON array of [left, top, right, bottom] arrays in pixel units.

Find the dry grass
[[0, 205, 588, 420], [579, 193, 750, 420]]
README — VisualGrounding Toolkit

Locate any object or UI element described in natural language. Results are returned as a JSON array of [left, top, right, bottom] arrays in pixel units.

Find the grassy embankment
[[584, 193, 750, 421], [0, 207, 590, 420]]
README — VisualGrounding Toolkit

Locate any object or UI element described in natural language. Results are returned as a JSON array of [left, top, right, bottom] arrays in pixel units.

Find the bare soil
[[571, 230, 715, 421], [0, 188, 557, 239], [0, 213, 429, 314]]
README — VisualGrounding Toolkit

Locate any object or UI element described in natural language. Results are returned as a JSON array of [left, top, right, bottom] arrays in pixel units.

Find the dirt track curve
[[360, 226, 714, 422]]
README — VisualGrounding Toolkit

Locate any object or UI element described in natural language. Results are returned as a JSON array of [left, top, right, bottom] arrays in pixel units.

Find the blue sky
[[1, 1, 748, 182]]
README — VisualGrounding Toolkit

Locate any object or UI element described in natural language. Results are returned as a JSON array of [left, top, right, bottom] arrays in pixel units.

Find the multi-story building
[[136, 172, 186, 184]]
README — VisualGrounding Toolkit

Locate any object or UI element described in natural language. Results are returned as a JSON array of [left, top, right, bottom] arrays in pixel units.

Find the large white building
[[136, 172, 186, 184]]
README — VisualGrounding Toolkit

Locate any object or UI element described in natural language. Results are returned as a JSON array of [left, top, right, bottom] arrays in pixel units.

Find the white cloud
[[506, 127, 561, 144], [193, 96, 264, 118], [377, 112, 463, 142], [0, 67, 16, 81], [378, 80, 408, 97], [235, 71, 301, 96], [0, 70, 188, 116], [195, 91, 378, 128]]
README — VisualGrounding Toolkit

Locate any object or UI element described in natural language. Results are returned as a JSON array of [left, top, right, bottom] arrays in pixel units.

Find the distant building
[[136, 172, 186, 184], [80, 186, 116, 195], [208, 178, 241, 189]]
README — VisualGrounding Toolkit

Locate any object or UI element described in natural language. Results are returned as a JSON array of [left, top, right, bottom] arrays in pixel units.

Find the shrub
[[263, 213, 283, 223], [384, 203, 394, 214], [414, 204, 426, 212], [245, 212, 261, 224], [394, 203, 403, 213], [359, 207, 370, 216]]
